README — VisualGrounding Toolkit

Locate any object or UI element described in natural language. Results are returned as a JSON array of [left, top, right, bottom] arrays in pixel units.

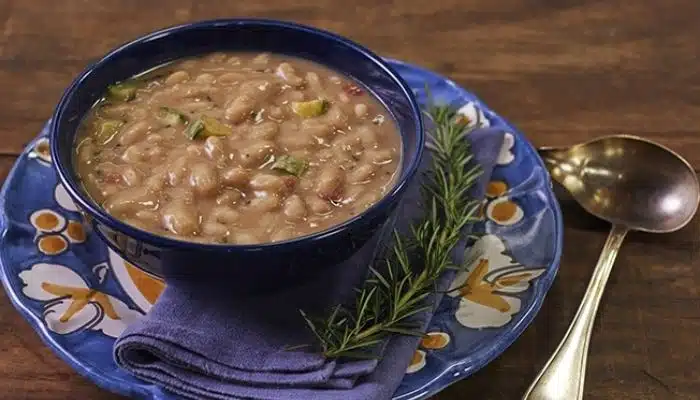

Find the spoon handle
[[522, 224, 629, 400]]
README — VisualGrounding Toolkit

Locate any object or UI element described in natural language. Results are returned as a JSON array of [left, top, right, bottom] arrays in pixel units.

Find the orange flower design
[[406, 331, 452, 374], [28, 137, 52, 165], [19, 263, 142, 337], [448, 235, 545, 329], [30, 209, 85, 255], [483, 180, 523, 226]]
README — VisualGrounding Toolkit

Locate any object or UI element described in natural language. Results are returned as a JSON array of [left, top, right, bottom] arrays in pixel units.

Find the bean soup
[[74, 52, 402, 244]]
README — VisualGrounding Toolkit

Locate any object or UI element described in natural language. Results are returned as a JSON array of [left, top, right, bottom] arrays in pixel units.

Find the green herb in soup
[[74, 52, 401, 245], [271, 154, 309, 177], [291, 99, 330, 118], [157, 107, 188, 126], [107, 81, 140, 102]]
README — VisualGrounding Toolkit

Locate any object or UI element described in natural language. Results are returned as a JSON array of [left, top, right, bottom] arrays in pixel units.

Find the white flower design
[[448, 235, 545, 329], [55, 184, 79, 212], [455, 102, 491, 129], [497, 132, 515, 165], [19, 263, 142, 337]]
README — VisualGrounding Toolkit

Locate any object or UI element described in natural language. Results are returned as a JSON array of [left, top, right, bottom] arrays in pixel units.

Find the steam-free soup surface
[[74, 52, 401, 244]]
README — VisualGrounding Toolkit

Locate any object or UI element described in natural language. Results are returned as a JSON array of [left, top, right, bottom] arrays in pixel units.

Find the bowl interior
[[51, 19, 424, 248]]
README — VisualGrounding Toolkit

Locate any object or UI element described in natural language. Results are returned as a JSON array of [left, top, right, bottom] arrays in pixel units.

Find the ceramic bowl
[[50, 19, 424, 292]]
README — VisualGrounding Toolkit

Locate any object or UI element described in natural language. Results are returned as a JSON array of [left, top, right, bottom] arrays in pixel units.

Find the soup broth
[[74, 52, 402, 244]]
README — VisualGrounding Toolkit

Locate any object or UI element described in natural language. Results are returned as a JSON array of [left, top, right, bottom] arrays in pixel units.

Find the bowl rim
[[50, 18, 425, 252]]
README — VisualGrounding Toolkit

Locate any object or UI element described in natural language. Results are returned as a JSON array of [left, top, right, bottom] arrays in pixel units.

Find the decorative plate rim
[[385, 58, 563, 399], [0, 58, 563, 400]]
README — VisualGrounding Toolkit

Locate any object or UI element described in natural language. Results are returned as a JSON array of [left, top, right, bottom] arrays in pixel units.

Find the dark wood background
[[0, 0, 699, 399]]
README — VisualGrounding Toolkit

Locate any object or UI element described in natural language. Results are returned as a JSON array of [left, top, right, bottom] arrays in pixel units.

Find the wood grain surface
[[0, 0, 699, 399]]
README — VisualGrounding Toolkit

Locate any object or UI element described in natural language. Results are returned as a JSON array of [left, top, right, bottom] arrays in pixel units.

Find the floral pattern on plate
[[0, 60, 562, 400]]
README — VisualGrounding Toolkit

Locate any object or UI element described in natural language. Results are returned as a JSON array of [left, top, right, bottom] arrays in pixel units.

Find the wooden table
[[1, 1, 699, 399]]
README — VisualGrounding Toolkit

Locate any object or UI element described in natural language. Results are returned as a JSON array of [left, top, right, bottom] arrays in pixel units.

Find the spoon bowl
[[524, 134, 699, 400], [538, 135, 699, 233]]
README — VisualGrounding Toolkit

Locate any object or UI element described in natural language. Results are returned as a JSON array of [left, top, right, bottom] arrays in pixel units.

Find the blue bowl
[[50, 19, 424, 292]]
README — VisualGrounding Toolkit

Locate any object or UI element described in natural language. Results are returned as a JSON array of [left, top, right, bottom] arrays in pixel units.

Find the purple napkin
[[114, 127, 506, 400]]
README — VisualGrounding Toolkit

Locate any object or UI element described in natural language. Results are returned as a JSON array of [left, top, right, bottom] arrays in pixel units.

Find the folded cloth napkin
[[114, 127, 506, 400]]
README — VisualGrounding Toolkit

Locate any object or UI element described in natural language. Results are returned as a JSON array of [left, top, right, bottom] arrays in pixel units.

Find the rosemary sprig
[[300, 99, 484, 359]]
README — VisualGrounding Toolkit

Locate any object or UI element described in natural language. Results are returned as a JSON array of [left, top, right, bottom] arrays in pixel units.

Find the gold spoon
[[523, 135, 699, 400]]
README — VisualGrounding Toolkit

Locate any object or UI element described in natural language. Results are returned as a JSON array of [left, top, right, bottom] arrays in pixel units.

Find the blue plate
[[0, 60, 562, 400]]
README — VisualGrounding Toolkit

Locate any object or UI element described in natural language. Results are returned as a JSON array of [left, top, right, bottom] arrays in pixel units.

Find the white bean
[[77, 139, 95, 164], [301, 119, 334, 138], [165, 70, 190, 86], [270, 228, 295, 242], [221, 167, 250, 187], [165, 187, 195, 204], [347, 163, 376, 183], [216, 189, 243, 206], [231, 232, 260, 245], [306, 196, 332, 215], [189, 163, 219, 196], [239, 79, 278, 102], [104, 187, 155, 215], [249, 121, 279, 140], [146, 134, 163, 143], [276, 63, 304, 87], [204, 136, 226, 164], [239, 140, 276, 167], [161, 200, 199, 235], [218, 72, 245, 84], [356, 125, 378, 147], [195, 73, 215, 84], [316, 166, 345, 200], [252, 53, 271, 66], [167, 157, 189, 186], [224, 95, 255, 123], [121, 166, 143, 187], [323, 106, 348, 128], [210, 206, 240, 224], [306, 72, 324, 94], [182, 85, 218, 99], [354, 104, 368, 118], [145, 171, 167, 192], [333, 134, 364, 158], [269, 106, 284, 119], [247, 195, 280, 212], [119, 121, 150, 146], [202, 221, 229, 238], [179, 101, 214, 113], [283, 195, 307, 220], [249, 173, 293, 193], [207, 52, 228, 63], [135, 210, 161, 226], [186, 144, 203, 157], [366, 149, 395, 164], [121, 144, 145, 163]]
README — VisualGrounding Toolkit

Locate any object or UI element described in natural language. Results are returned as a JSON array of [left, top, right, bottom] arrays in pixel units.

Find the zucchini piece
[[107, 81, 140, 102], [201, 116, 231, 137], [183, 116, 231, 140], [271, 154, 308, 177], [184, 119, 204, 140], [291, 99, 329, 118], [157, 107, 188, 126]]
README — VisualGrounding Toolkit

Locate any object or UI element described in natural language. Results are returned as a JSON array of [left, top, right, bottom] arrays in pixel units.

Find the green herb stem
[[298, 97, 484, 359]]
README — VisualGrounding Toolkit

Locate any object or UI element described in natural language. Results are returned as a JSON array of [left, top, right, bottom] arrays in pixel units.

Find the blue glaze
[[49, 19, 424, 291]]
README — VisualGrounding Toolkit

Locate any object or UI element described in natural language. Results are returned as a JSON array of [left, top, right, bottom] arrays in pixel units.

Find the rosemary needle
[[299, 97, 484, 359]]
